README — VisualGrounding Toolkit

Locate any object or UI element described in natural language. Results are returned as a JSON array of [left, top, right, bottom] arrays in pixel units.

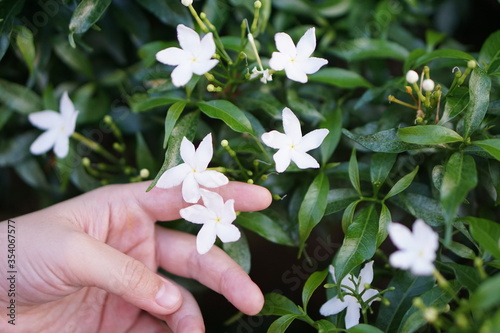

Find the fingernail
[[155, 283, 181, 309]]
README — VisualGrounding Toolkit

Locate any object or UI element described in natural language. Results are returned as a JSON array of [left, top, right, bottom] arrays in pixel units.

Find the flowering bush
[[1, 0, 500, 332]]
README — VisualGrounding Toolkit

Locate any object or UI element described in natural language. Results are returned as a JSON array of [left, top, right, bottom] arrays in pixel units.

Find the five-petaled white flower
[[269, 27, 328, 83], [261, 107, 329, 173], [250, 67, 273, 84], [28, 91, 79, 159], [388, 219, 439, 276], [156, 24, 219, 87], [180, 189, 241, 254], [320, 261, 379, 329], [156, 133, 229, 203]]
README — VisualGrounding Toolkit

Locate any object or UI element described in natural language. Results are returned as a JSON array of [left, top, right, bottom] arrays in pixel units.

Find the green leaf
[[135, 0, 192, 27], [413, 49, 475, 68], [333, 204, 378, 285], [473, 139, 500, 161], [440, 153, 477, 223], [466, 217, 500, 260], [376, 271, 434, 332], [462, 67, 491, 139], [390, 192, 444, 227], [309, 68, 372, 88], [370, 152, 397, 190], [302, 268, 329, 312], [259, 293, 302, 316], [131, 95, 183, 113], [69, 0, 112, 35], [315, 319, 337, 331], [444, 240, 476, 260], [14, 25, 35, 75], [223, 231, 251, 273], [135, 132, 156, 173], [325, 188, 360, 215], [384, 166, 419, 200], [268, 314, 300, 333], [470, 274, 500, 310], [398, 125, 463, 145], [0, 132, 36, 167], [237, 211, 295, 246], [320, 105, 342, 165], [377, 204, 392, 246], [341, 199, 360, 232], [238, 91, 284, 119], [298, 172, 329, 255], [343, 128, 424, 153], [0, 79, 42, 114], [479, 30, 500, 72], [333, 38, 409, 61], [348, 148, 361, 195], [198, 100, 253, 134], [347, 324, 384, 333], [163, 101, 187, 148], [444, 262, 481, 292], [0, 0, 24, 61], [53, 38, 93, 78], [399, 281, 461, 333], [147, 111, 199, 191], [440, 86, 470, 124]]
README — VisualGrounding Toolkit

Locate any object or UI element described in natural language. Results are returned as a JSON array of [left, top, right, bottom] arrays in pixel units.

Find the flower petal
[[180, 136, 196, 167], [296, 27, 316, 59], [298, 128, 329, 152], [171, 63, 194, 87], [284, 63, 308, 83], [192, 59, 219, 75], [301, 57, 328, 74], [216, 224, 240, 243], [64, 111, 79, 136], [59, 91, 76, 120], [413, 219, 439, 251], [362, 288, 379, 305], [182, 173, 201, 203], [156, 163, 191, 188], [269, 52, 290, 71], [198, 32, 216, 60], [388, 222, 414, 250], [53, 134, 69, 158], [358, 261, 374, 286], [199, 189, 225, 212], [177, 24, 201, 54], [222, 199, 236, 224], [261, 130, 290, 149], [195, 170, 229, 188], [274, 32, 296, 57], [28, 111, 61, 130], [411, 258, 435, 276], [273, 147, 292, 173], [30, 130, 58, 155], [344, 300, 361, 329], [180, 204, 213, 224], [197, 222, 217, 254], [282, 107, 302, 142], [319, 297, 347, 316], [389, 250, 414, 271], [290, 151, 319, 169], [156, 47, 188, 66], [194, 133, 213, 170]]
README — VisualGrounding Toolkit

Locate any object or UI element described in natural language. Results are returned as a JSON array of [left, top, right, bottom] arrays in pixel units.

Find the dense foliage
[[1, 0, 500, 332]]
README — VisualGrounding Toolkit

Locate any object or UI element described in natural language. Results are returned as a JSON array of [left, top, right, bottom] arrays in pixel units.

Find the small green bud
[[260, 174, 268, 181], [423, 308, 439, 323], [204, 72, 215, 81], [247, 170, 253, 176], [104, 115, 112, 124], [82, 157, 91, 167], [455, 313, 469, 328], [221, 139, 229, 147], [207, 84, 216, 92], [272, 194, 282, 200], [200, 12, 206, 19], [254, 0, 262, 9], [467, 60, 476, 69], [247, 179, 254, 184], [382, 298, 391, 306], [140, 168, 150, 179], [412, 297, 424, 308]]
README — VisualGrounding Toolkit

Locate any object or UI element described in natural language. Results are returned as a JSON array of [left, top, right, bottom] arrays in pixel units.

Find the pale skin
[[0, 181, 272, 332]]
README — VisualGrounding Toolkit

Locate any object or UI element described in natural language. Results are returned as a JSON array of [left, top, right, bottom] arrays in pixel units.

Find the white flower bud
[[181, 0, 193, 6], [422, 79, 435, 92], [406, 70, 419, 84]]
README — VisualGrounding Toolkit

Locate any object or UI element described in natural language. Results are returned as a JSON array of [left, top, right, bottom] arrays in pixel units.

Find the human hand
[[0, 181, 272, 332]]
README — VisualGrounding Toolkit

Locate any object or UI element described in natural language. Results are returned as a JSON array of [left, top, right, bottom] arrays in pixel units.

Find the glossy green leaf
[[302, 268, 329, 312], [370, 152, 397, 190], [0, 0, 24, 61], [268, 314, 300, 333], [384, 166, 419, 200], [135, 0, 192, 27], [69, 0, 111, 35], [325, 188, 360, 215], [444, 240, 476, 260], [377, 203, 392, 246], [349, 148, 361, 195], [223, 231, 251, 273], [259, 293, 302, 316], [444, 262, 481, 292], [440, 86, 470, 124], [398, 125, 463, 145], [309, 68, 372, 88], [466, 217, 500, 260], [135, 132, 156, 173], [462, 67, 491, 139], [14, 156, 50, 191], [376, 271, 434, 332], [147, 111, 199, 191], [0, 79, 42, 114], [341, 199, 360, 232], [347, 324, 384, 333], [320, 105, 342, 165], [333, 204, 378, 285], [14, 25, 35, 75], [413, 49, 475, 67], [198, 100, 253, 134], [287, 89, 324, 122], [315, 319, 337, 331], [473, 139, 500, 161], [470, 274, 500, 310], [53, 38, 93, 77], [163, 101, 187, 148], [237, 211, 295, 246], [298, 172, 329, 255], [0, 132, 35, 167], [343, 128, 424, 153], [479, 30, 500, 72], [390, 192, 444, 227], [334, 38, 409, 61], [440, 153, 477, 224]]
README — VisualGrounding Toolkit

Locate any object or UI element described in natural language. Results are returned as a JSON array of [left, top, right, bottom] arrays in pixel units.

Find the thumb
[[67, 233, 182, 315]]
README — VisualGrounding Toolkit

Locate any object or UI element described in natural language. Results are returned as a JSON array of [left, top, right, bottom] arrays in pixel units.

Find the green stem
[[71, 132, 120, 164]]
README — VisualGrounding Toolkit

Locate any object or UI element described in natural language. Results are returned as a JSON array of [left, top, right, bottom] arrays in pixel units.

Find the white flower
[[388, 219, 439, 276], [181, 0, 193, 6], [422, 79, 435, 92], [156, 133, 228, 203], [261, 107, 329, 173], [406, 70, 419, 84], [269, 27, 328, 83], [320, 261, 379, 329], [28, 91, 79, 159], [180, 189, 240, 254], [250, 67, 273, 84], [156, 24, 219, 87]]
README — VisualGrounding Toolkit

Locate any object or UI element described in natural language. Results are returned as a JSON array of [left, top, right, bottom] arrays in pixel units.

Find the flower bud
[[247, 179, 254, 184], [422, 79, 435, 92], [207, 84, 216, 92], [254, 0, 262, 8], [467, 60, 476, 69], [181, 0, 193, 6], [406, 70, 419, 84], [140, 168, 150, 179], [221, 139, 229, 147], [200, 12, 206, 19], [82, 157, 91, 167], [423, 307, 438, 323]]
